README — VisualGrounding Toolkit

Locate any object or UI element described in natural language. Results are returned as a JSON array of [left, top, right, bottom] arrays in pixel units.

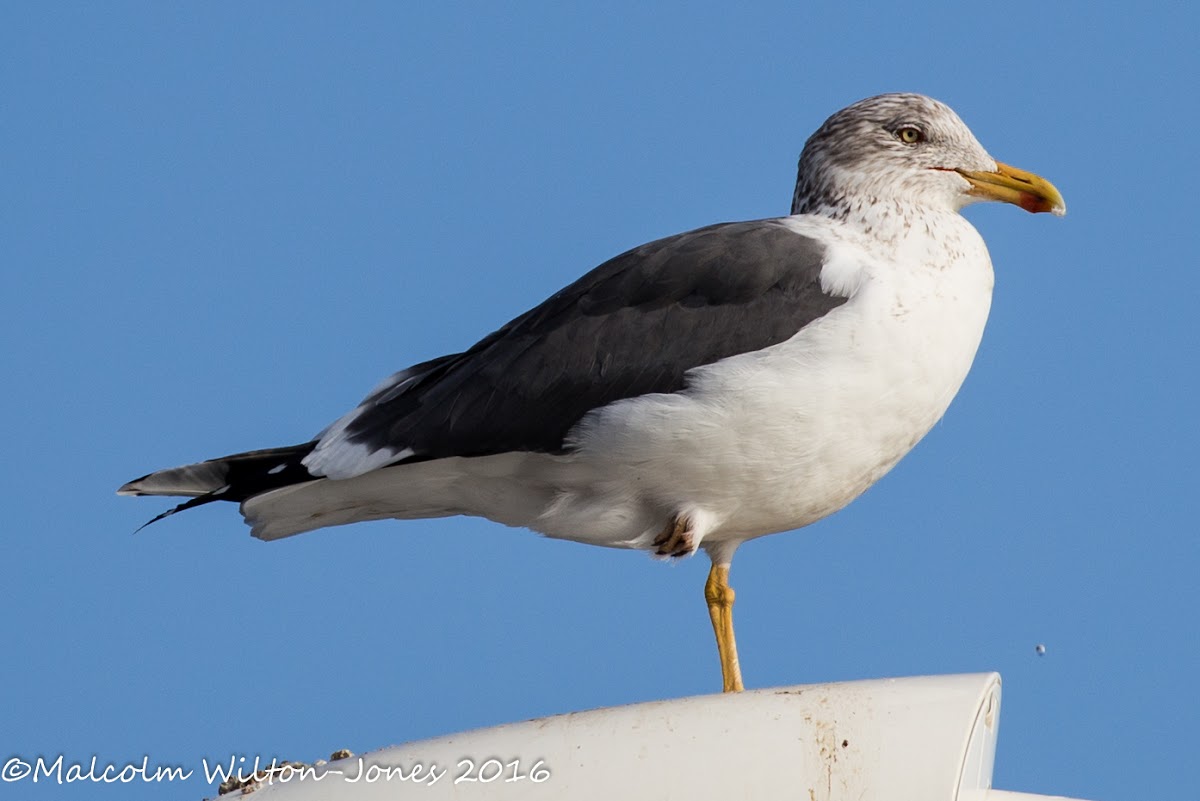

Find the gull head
[[791, 93, 1065, 218]]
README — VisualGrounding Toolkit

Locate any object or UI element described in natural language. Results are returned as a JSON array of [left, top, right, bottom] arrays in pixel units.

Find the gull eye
[[896, 126, 924, 145]]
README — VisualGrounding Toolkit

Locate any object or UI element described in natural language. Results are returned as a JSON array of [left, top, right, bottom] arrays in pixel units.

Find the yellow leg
[[705, 564, 744, 692]]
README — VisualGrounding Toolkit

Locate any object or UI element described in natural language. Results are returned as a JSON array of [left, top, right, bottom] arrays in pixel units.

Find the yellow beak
[[956, 161, 1066, 216]]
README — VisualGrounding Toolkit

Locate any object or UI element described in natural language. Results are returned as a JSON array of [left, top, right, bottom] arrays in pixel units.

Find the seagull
[[120, 93, 1064, 693]]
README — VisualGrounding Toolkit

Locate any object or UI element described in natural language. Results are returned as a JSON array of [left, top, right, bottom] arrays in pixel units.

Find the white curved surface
[[228, 673, 1091, 801]]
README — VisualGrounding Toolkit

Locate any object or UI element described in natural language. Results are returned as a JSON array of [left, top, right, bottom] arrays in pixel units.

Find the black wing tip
[[131, 493, 224, 534], [123, 442, 321, 532]]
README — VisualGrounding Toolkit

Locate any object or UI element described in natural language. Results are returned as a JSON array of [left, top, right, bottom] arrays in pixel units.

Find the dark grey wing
[[306, 219, 848, 477]]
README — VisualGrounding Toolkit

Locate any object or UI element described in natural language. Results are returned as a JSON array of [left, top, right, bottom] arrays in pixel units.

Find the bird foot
[[652, 515, 695, 558]]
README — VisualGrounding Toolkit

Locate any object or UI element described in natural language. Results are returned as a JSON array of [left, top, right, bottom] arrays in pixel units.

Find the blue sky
[[2, 4, 1196, 799]]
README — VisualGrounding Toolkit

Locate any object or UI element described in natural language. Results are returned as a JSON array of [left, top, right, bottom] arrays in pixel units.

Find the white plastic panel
[[229, 673, 1091, 801]]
